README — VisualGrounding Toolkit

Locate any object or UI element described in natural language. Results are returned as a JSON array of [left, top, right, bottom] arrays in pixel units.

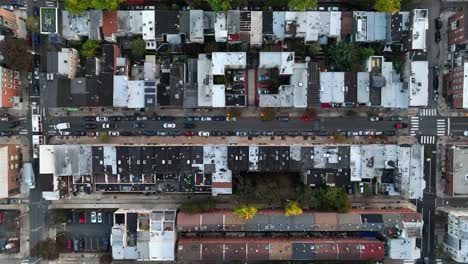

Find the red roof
[[102, 11, 118, 37], [212, 182, 232, 188]]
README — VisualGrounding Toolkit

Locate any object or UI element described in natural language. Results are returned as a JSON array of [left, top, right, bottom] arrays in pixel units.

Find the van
[[54, 122, 70, 130]]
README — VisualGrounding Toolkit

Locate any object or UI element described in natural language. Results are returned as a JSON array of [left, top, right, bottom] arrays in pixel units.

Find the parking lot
[[64, 210, 113, 252]]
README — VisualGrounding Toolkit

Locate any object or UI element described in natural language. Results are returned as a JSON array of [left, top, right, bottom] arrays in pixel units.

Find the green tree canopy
[[234, 204, 258, 220], [328, 42, 357, 71], [288, 0, 317, 11], [296, 186, 351, 213], [81, 39, 100, 58], [374, 0, 400, 13], [65, 0, 124, 14], [130, 38, 147, 61], [285, 201, 303, 216], [26, 17, 40, 33], [359, 47, 374, 61], [207, 0, 231, 12]]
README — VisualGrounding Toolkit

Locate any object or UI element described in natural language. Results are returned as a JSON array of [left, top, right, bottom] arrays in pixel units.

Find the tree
[[26, 17, 40, 33], [0, 38, 32, 71], [328, 42, 357, 71], [80, 39, 100, 58], [30, 239, 59, 260], [91, 0, 125, 11], [207, 0, 231, 12], [226, 108, 241, 119], [99, 133, 110, 143], [359, 47, 374, 61], [231, 0, 248, 9], [285, 201, 303, 216], [234, 204, 258, 220], [333, 133, 346, 143], [130, 38, 146, 61], [65, 0, 91, 14], [374, 0, 400, 13], [306, 42, 322, 57], [288, 0, 317, 11], [100, 254, 113, 264], [322, 187, 351, 212], [260, 108, 276, 121]]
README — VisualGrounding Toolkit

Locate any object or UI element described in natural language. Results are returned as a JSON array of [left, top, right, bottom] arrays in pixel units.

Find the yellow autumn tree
[[285, 201, 303, 216], [233, 204, 258, 221]]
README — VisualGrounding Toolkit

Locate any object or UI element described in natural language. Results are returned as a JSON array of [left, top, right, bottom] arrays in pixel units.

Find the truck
[[54, 122, 70, 130]]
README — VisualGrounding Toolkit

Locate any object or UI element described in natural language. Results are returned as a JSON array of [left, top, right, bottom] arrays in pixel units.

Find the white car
[[200, 117, 212, 121], [102, 123, 110, 129], [464, 131, 468, 136], [109, 131, 120, 136], [59, 131, 71, 136], [198, 131, 210, 137], [163, 123, 176, 128], [97, 213, 102, 223], [96, 117, 108, 122], [91, 212, 97, 223]]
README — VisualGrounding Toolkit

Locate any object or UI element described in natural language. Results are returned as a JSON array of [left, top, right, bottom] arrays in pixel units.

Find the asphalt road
[[419, 144, 436, 259], [44, 116, 404, 136]]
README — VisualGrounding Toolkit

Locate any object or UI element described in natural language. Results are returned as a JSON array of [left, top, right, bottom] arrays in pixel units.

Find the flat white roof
[[190, 10, 204, 43], [113, 75, 128, 107], [142, 10, 155, 40], [381, 61, 408, 108], [272, 12, 285, 39], [250, 11, 263, 45], [39, 145, 55, 174], [409, 61, 428, 107], [463, 63, 468, 108], [329, 11, 341, 36], [214, 12, 227, 42], [211, 84, 225, 107], [411, 9, 428, 50], [197, 54, 212, 107], [319, 71, 344, 103], [211, 52, 246, 75], [357, 72, 370, 104], [398, 145, 425, 199], [292, 66, 308, 108], [259, 52, 294, 75], [127, 80, 145, 108]]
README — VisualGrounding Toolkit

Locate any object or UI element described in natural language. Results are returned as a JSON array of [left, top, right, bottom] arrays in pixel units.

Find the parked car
[[91, 212, 97, 223], [109, 116, 122, 121], [157, 131, 168, 136], [258, 75, 270, 81], [198, 131, 210, 137], [72, 131, 86, 136], [435, 18, 443, 30], [95, 116, 108, 122], [109, 131, 120, 136], [97, 213, 102, 223], [100, 238, 109, 251], [433, 75, 439, 90], [9, 121, 20, 128], [79, 212, 85, 224], [212, 116, 226, 121], [369, 116, 383, 121], [136, 116, 148, 121], [435, 31, 441, 43], [83, 116, 95, 122], [226, 116, 237, 122], [0, 131, 12, 136], [123, 116, 136, 121], [384, 131, 397, 136], [249, 131, 261, 137], [143, 131, 158, 136], [211, 131, 222, 136], [390, 116, 403, 121], [233, 76, 245, 81], [84, 124, 97, 129], [395, 122, 408, 129], [287, 131, 300, 137], [274, 131, 286, 136], [262, 131, 274, 136], [120, 131, 133, 136], [133, 123, 144, 129], [73, 239, 79, 252], [87, 131, 96, 137], [67, 240, 73, 251], [236, 131, 247, 136], [169, 131, 182, 136], [200, 116, 212, 121], [163, 123, 176, 128], [161, 116, 175, 122], [276, 116, 289, 122], [224, 131, 236, 136], [463, 131, 468, 136], [184, 131, 196, 137]]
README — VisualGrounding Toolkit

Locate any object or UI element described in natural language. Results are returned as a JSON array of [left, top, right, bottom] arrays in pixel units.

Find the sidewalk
[[48, 105, 416, 119], [49, 134, 406, 146]]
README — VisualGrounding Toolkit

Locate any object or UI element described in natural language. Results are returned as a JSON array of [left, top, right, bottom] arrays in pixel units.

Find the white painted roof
[[211, 84, 225, 107], [214, 12, 227, 42], [0, 146, 8, 198], [411, 9, 428, 50], [319, 71, 344, 103], [127, 80, 145, 108], [357, 72, 370, 104], [190, 10, 204, 43], [272, 12, 285, 39], [142, 10, 155, 40], [211, 52, 246, 75], [197, 54, 212, 107], [259, 52, 294, 75], [408, 61, 428, 107], [113, 75, 128, 107], [250, 11, 263, 45], [463, 62, 468, 108]]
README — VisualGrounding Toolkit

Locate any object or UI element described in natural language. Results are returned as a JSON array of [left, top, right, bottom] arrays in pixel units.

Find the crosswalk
[[419, 108, 438, 116], [437, 119, 446, 136], [410, 116, 419, 136], [420, 136, 436, 145]]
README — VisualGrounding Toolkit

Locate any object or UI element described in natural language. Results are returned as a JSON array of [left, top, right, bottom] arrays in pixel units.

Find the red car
[[395, 122, 408, 129], [66, 240, 73, 251], [301, 115, 313, 122], [79, 212, 85, 224], [184, 131, 196, 137]]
